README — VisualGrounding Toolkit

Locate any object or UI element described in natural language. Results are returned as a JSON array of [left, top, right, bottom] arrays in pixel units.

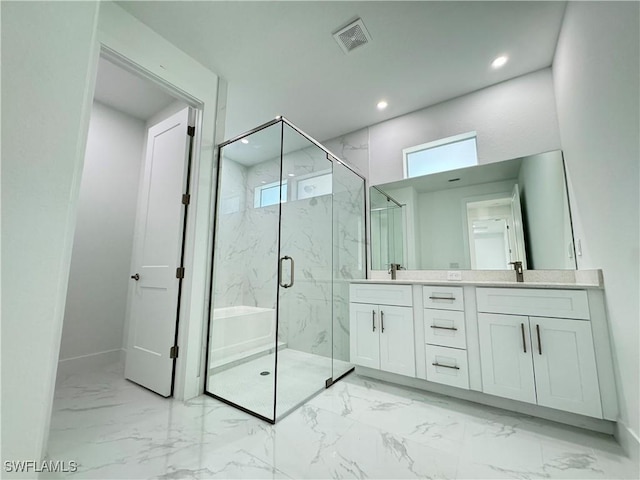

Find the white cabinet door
[[350, 303, 380, 369], [478, 313, 536, 404], [531, 317, 602, 418], [379, 305, 415, 377]]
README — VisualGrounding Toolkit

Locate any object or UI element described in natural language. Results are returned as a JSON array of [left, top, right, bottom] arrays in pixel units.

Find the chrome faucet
[[509, 261, 524, 282], [388, 263, 403, 280]]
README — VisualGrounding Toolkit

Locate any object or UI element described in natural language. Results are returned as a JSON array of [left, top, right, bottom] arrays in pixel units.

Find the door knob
[[131, 273, 140, 281]]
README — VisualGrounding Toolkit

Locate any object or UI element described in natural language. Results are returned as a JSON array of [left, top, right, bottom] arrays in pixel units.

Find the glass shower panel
[[332, 159, 366, 380], [207, 122, 282, 422], [274, 123, 334, 420]]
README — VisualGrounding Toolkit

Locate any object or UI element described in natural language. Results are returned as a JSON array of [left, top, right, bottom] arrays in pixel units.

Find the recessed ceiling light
[[491, 55, 508, 69], [288, 173, 295, 177], [377, 100, 388, 110], [240, 138, 249, 144]]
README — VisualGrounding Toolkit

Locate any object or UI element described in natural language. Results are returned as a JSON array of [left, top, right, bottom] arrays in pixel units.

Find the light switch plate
[[447, 271, 462, 281]]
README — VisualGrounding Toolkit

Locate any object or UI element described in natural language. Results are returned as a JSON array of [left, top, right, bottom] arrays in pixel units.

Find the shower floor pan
[[208, 348, 353, 421]]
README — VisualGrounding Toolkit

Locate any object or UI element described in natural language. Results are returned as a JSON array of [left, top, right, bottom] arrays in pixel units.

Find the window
[[403, 132, 478, 179], [254, 181, 287, 208]]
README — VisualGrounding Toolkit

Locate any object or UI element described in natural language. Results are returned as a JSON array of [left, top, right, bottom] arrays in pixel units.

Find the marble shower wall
[[332, 162, 366, 362], [212, 157, 251, 308], [212, 131, 365, 365]]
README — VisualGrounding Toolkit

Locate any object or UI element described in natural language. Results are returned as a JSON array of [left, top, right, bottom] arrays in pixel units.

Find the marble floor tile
[[46, 362, 637, 479]]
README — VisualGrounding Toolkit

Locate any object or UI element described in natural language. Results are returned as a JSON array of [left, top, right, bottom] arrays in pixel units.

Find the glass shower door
[[274, 123, 334, 420], [332, 159, 366, 381], [207, 122, 282, 422]]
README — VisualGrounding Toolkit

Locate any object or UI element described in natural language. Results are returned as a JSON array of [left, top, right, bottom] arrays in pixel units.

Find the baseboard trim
[[57, 349, 124, 380], [355, 366, 616, 435], [615, 421, 640, 467]]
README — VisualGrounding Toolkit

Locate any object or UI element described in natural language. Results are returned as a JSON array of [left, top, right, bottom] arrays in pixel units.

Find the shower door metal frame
[[204, 116, 368, 424]]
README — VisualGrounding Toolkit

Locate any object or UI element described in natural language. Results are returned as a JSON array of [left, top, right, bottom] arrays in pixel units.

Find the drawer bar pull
[[432, 362, 460, 370], [536, 324, 542, 355], [430, 325, 458, 331], [372, 310, 376, 332], [521, 323, 527, 353], [429, 296, 455, 301]]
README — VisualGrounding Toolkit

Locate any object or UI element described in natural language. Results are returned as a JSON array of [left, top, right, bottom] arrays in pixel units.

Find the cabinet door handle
[[536, 324, 542, 355], [429, 296, 455, 301], [430, 325, 458, 331], [372, 310, 376, 332], [432, 362, 460, 370], [520, 323, 527, 353], [381, 310, 385, 333]]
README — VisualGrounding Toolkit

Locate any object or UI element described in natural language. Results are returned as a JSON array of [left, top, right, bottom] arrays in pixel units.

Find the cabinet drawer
[[350, 283, 413, 307], [425, 345, 469, 390], [424, 309, 466, 349], [476, 288, 589, 320], [423, 286, 464, 311]]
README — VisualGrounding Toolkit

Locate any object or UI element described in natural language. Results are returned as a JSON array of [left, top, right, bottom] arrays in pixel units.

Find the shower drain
[[260, 371, 270, 376]]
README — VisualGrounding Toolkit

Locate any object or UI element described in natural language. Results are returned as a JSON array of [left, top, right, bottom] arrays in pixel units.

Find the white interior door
[[125, 107, 192, 397]]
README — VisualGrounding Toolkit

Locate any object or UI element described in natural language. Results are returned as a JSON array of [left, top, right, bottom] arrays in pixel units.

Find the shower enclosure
[[205, 117, 367, 422]]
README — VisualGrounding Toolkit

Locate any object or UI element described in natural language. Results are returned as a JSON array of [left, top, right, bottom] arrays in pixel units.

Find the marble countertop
[[354, 269, 604, 289]]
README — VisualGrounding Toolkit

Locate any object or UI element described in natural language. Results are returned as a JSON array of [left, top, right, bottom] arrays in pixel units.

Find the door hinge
[[170, 345, 179, 359], [187, 126, 195, 137], [176, 267, 185, 279], [182, 193, 190, 205]]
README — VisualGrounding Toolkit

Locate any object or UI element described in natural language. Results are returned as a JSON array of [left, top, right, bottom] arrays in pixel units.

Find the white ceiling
[[118, 1, 566, 141], [93, 56, 176, 120]]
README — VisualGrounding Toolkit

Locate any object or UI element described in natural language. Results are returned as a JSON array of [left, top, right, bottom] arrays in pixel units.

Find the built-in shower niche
[[206, 118, 366, 422]]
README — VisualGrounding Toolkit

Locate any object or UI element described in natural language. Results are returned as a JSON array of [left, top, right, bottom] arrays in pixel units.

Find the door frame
[[67, 31, 221, 401], [101, 47, 207, 400]]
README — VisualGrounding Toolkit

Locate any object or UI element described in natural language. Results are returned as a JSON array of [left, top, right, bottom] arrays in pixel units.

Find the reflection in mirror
[[371, 150, 577, 271], [370, 186, 405, 270]]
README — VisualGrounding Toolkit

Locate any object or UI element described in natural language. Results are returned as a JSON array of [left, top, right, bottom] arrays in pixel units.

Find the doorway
[[55, 52, 199, 398], [465, 185, 527, 270]]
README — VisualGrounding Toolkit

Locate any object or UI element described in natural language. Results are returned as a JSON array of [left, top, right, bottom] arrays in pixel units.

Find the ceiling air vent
[[333, 18, 372, 54]]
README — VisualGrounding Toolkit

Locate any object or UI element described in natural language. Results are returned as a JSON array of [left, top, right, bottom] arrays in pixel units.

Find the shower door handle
[[279, 256, 295, 288]]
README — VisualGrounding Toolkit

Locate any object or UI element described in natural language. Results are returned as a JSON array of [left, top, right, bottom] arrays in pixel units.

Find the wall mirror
[[370, 150, 577, 271]]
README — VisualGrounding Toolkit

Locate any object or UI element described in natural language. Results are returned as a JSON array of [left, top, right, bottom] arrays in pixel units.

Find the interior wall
[[367, 68, 562, 185], [1, 0, 101, 467], [552, 0, 640, 459], [59, 102, 145, 366], [146, 100, 189, 129], [2, 0, 222, 465]]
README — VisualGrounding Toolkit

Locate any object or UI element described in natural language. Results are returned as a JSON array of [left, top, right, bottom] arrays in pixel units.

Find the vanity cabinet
[[349, 284, 415, 377], [477, 288, 603, 418]]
